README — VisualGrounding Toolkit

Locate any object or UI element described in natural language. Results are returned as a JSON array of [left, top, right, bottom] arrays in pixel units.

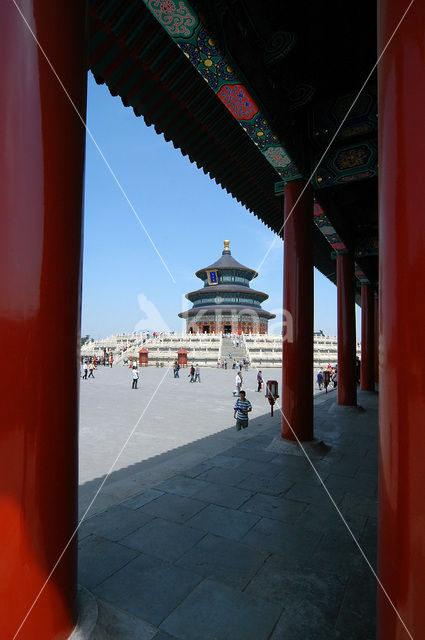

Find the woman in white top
[[234, 371, 243, 396]]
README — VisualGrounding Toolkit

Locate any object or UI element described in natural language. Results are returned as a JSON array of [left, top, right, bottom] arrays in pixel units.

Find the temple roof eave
[[185, 285, 269, 302], [178, 306, 276, 320]]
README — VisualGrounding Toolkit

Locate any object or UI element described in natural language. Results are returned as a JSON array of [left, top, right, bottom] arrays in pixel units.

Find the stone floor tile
[[160, 578, 282, 640], [294, 503, 367, 538], [325, 473, 377, 498], [94, 552, 202, 628], [138, 493, 207, 524], [225, 447, 278, 463], [241, 517, 321, 561], [122, 489, 165, 510], [244, 554, 345, 614], [236, 459, 283, 478], [156, 475, 211, 498], [175, 533, 269, 589], [335, 605, 376, 640], [78, 535, 139, 589], [92, 599, 157, 640], [197, 467, 251, 486], [313, 459, 360, 478], [181, 461, 214, 478], [192, 482, 252, 509], [208, 454, 246, 468], [340, 492, 378, 518], [285, 482, 345, 505], [238, 473, 294, 497], [270, 604, 344, 640], [153, 632, 180, 640], [79, 491, 121, 520], [79, 504, 154, 542], [187, 504, 260, 540], [240, 493, 307, 524], [121, 518, 206, 562]]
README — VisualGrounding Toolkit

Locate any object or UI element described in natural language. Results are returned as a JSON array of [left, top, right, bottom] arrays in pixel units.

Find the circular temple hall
[[179, 240, 276, 334]]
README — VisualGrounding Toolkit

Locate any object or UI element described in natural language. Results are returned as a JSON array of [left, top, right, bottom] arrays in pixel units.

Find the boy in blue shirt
[[233, 390, 252, 431]]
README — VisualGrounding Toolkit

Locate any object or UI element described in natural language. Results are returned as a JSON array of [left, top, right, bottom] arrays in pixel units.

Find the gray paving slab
[[92, 599, 157, 640], [241, 517, 322, 562], [153, 633, 179, 640], [187, 503, 260, 540], [340, 492, 378, 518], [93, 552, 202, 627], [181, 461, 214, 478], [78, 535, 140, 589], [325, 473, 378, 498], [271, 604, 344, 640], [284, 481, 345, 505], [79, 505, 154, 542], [138, 493, 208, 524], [155, 475, 211, 498], [175, 533, 269, 589], [294, 502, 367, 538], [207, 454, 246, 468], [239, 493, 307, 524], [160, 578, 282, 640], [192, 482, 253, 509], [197, 466, 251, 486], [121, 488, 165, 510], [238, 473, 294, 496], [121, 518, 206, 562], [236, 458, 283, 478], [224, 446, 279, 463]]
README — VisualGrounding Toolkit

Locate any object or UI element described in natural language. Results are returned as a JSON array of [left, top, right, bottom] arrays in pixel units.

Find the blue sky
[[82, 74, 361, 340]]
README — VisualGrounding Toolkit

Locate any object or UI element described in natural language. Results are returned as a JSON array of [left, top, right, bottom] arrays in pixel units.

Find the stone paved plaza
[[77, 367, 377, 639]]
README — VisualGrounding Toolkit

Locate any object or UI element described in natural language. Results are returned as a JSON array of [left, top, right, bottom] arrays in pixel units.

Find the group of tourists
[[189, 364, 201, 382], [317, 365, 338, 393], [81, 359, 96, 379]]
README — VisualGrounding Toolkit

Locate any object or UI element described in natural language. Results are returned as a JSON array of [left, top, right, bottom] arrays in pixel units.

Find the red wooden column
[[337, 253, 357, 405], [0, 3, 87, 640], [360, 283, 375, 390], [378, 1, 425, 638], [282, 179, 313, 441]]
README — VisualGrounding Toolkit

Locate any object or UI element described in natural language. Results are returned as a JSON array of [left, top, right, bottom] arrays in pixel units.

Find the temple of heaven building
[[179, 241, 276, 334]]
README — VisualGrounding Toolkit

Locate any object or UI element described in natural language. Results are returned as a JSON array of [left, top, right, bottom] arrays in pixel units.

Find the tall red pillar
[[378, 1, 425, 638], [282, 179, 313, 441], [0, 3, 87, 640], [360, 283, 375, 390], [337, 253, 357, 405]]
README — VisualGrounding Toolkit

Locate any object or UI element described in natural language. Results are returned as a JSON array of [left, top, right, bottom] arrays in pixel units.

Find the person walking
[[317, 369, 323, 390], [173, 361, 180, 378], [189, 364, 195, 382], [256, 370, 263, 392], [82, 361, 88, 379], [233, 390, 252, 431], [323, 368, 331, 393], [132, 366, 139, 389], [234, 371, 243, 396], [194, 364, 201, 383], [88, 362, 95, 379], [332, 369, 338, 388]]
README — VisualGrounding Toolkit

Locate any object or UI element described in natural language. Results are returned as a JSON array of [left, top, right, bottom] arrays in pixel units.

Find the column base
[[69, 587, 98, 639], [267, 437, 331, 459]]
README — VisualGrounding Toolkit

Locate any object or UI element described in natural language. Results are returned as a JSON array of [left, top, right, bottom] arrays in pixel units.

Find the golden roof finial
[[224, 240, 230, 252]]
